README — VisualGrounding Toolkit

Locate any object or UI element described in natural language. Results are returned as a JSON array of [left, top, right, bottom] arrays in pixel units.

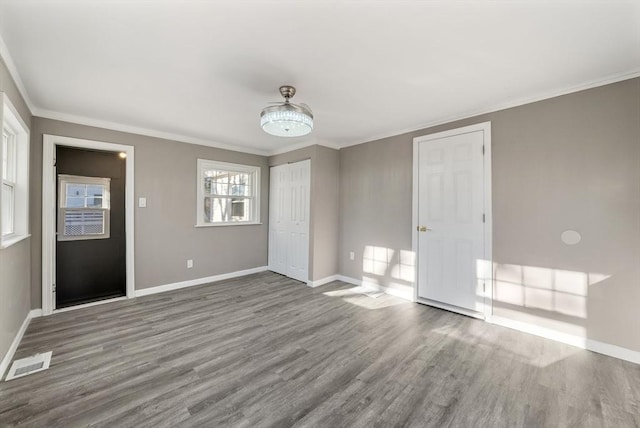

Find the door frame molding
[[42, 134, 135, 316], [411, 121, 493, 319]]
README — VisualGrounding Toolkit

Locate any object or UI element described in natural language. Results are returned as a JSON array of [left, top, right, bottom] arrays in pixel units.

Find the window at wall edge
[[0, 94, 30, 249], [196, 159, 261, 227]]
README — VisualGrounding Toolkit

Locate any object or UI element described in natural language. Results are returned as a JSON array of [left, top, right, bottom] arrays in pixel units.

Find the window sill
[[1, 233, 31, 249], [195, 222, 262, 228]]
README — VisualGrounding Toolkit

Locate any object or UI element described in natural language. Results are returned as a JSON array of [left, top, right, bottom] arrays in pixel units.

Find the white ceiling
[[0, 1, 639, 155]]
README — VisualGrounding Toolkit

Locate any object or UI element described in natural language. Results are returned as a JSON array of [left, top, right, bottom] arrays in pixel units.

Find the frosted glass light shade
[[260, 104, 313, 137]]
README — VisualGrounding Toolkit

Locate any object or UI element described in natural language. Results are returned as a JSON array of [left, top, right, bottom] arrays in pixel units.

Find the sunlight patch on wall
[[363, 246, 395, 276], [360, 245, 415, 300], [362, 245, 415, 283], [494, 263, 610, 319], [391, 250, 416, 283]]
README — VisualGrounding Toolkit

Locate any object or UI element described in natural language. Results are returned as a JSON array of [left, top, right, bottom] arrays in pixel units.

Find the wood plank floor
[[1, 271, 639, 427]]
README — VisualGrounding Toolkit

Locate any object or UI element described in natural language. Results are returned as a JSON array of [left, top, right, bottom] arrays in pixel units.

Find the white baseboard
[[336, 275, 414, 302], [307, 275, 339, 288], [0, 309, 41, 380], [489, 315, 640, 365], [135, 266, 269, 297]]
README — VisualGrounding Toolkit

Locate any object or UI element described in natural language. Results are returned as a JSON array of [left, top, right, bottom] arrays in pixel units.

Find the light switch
[[138, 197, 147, 208]]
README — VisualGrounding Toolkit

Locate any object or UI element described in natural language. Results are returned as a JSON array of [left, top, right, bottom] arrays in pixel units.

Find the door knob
[[417, 226, 432, 232]]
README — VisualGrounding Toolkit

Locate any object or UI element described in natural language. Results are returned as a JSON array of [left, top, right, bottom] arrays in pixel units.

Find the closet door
[[286, 160, 310, 282], [268, 159, 310, 282], [268, 164, 288, 275]]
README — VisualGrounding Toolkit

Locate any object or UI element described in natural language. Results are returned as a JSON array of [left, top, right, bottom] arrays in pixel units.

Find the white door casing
[[413, 122, 492, 319], [42, 135, 135, 316], [268, 159, 310, 282]]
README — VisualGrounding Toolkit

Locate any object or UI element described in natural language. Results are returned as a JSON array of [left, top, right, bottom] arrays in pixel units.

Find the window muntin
[[58, 175, 111, 241], [197, 160, 260, 226]]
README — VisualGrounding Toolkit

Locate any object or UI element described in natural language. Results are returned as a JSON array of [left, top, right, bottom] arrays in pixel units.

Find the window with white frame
[[196, 159, 260, 226], [1, 94, 29, 248], [57, 175, 111, 241]]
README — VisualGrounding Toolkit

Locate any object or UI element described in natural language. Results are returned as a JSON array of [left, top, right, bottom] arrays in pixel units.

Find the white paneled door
[[268, 160, 310, 283], [269, 164, 288, 276], [415, 126, 489, 316]]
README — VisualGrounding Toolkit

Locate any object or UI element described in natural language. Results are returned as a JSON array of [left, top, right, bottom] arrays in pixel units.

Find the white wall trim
[[0, 309, 41, 380], [307, 275, 339, 288], [412, 122, 493, 319], [336, 275, 414, 301], [339, 69, 640, 149], [34, 111, 342, 158], [135, 266, 268, 297], [32, 69, 640, 157], [42, 135, 136, 315], [489, 315, 640, 365], [35, 108, 270, 156], [411, 138, 419, 304], [34, 68, 640, 157], [0, 35, 36, 113]]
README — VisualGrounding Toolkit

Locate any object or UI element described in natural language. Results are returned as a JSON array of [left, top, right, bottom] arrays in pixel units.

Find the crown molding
[[338, 69, 640, 149], [0, 32, 36, 113], [31, 66, 640, 158], [34, 108, 270, 156]]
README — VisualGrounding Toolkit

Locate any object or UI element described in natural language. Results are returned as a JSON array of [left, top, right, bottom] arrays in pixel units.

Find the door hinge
[[52, 284, 56, 292], [482, 213, 486, 223], [483, 282, 486, 292]]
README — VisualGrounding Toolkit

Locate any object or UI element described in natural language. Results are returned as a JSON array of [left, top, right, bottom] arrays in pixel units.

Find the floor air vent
[[5, 352, 52, 381]]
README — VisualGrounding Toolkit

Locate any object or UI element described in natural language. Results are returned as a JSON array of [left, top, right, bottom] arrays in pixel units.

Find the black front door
[[55, 146, 126, 308]]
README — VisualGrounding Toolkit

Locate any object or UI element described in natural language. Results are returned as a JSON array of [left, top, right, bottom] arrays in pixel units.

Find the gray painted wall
[[30, 117, 269, 308], [339, 77, 640, 352], [0, 57, 32, 365], [311, 146, 340, 281], [269, 145, 340, 281]]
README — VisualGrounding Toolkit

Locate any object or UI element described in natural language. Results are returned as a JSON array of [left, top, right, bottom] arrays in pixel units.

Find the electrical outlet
[[187, 259, 193, 269], [349, 251, 355, 261], [138, 197, 147, 208]]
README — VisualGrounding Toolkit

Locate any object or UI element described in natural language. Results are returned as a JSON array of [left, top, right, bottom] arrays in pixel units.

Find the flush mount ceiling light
[[260, 85, 313, 137]]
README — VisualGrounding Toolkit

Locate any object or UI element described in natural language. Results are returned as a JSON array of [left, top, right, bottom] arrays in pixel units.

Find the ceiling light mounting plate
[[279, 85, 296, 101]]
